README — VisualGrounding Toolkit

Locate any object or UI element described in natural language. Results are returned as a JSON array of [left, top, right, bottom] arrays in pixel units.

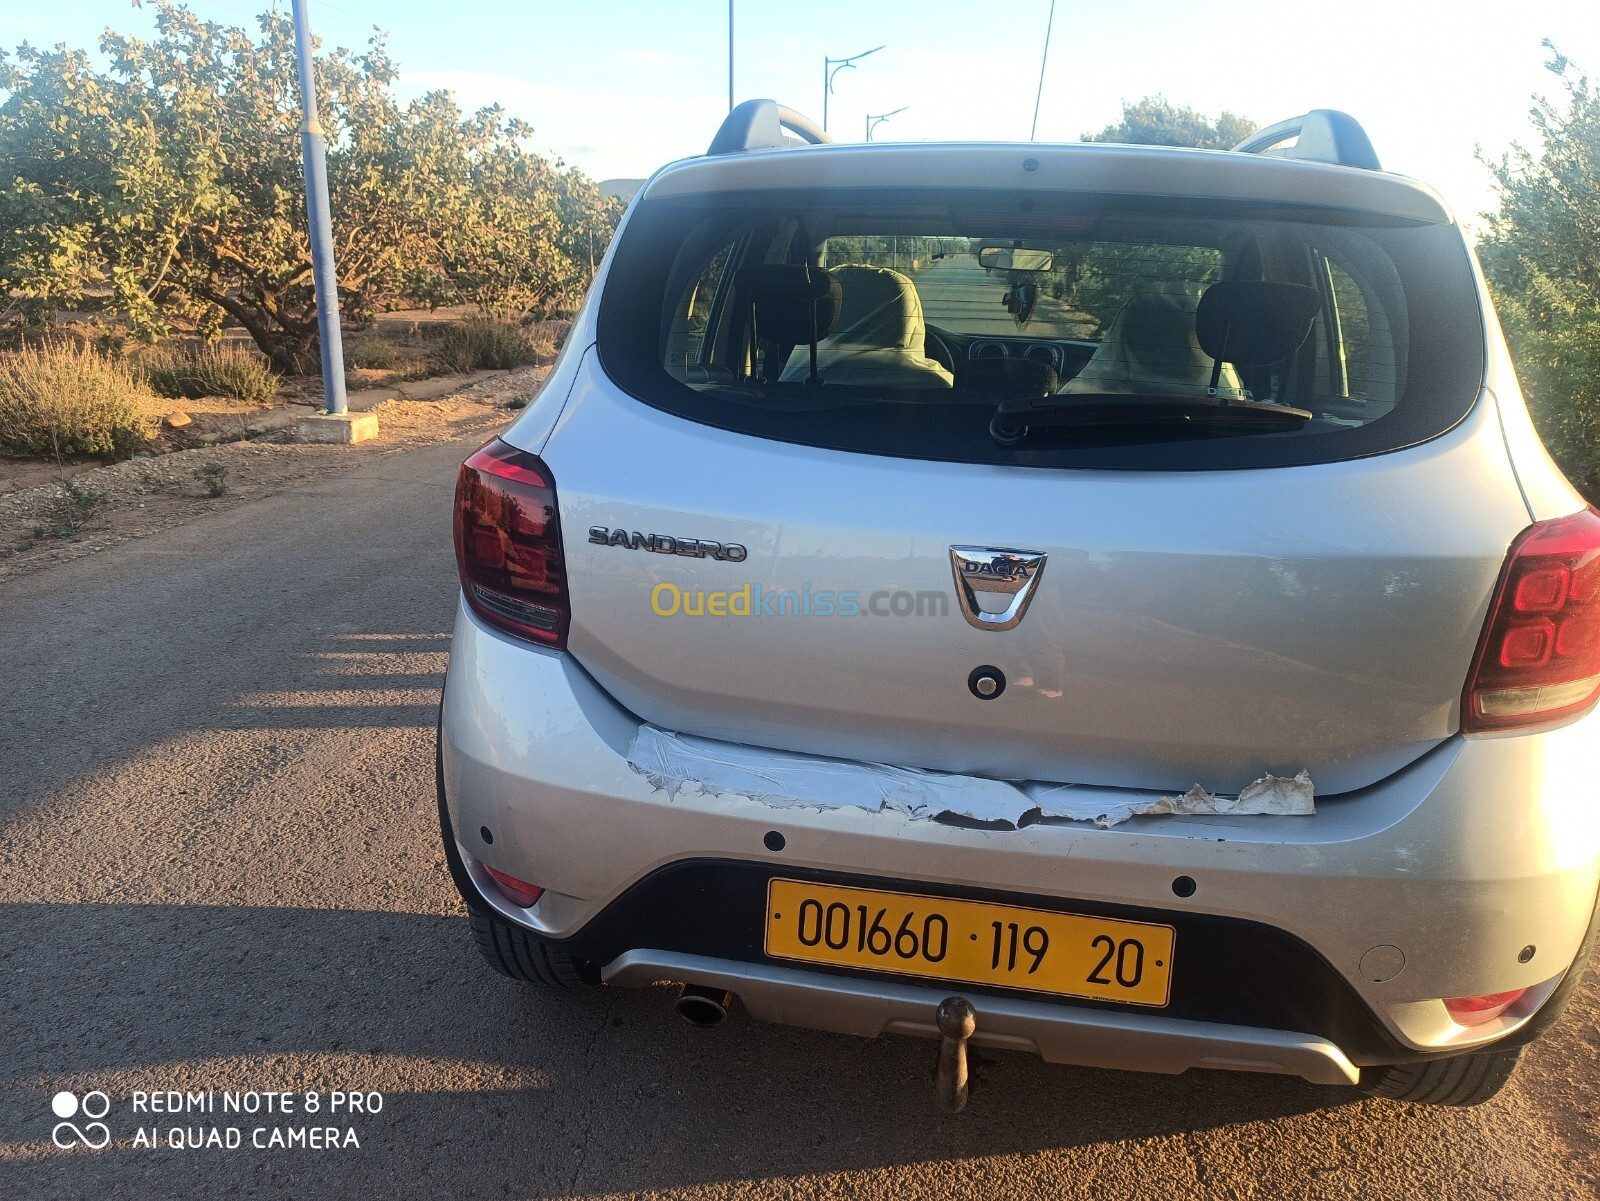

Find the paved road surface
[[2, 435, 1598, 1199], [912, 254, 1089, 339]]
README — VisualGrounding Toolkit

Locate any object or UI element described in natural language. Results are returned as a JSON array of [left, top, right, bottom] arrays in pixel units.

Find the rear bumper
[[606, 951, 1362, 1086], [441, 599, 1600, 1073]]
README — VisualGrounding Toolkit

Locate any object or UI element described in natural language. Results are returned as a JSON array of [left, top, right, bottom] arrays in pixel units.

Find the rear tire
[[1359, 1045, 1523, 1106], [469, 908, 599, 988]]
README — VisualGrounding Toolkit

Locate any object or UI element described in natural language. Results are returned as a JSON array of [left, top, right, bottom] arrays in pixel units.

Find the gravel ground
[[0, 366, 548, 581]]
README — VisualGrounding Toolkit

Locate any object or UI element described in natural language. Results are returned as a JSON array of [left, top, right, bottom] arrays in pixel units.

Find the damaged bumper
[[441, 601, 1600, 1070], [627, 724, 1315, 827]]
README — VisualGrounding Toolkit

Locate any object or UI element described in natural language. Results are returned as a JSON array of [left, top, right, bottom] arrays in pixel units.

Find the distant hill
[[599, 179, 645, 203]]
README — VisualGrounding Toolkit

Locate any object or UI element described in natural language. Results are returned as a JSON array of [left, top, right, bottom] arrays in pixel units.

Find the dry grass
[[522, 319, 570, 364], [0, 342, 158, 460], [343, 331, 408, 371], [137, 344, 280, 402], [434, 319, 534, 373], [433, 318, 568, 374]]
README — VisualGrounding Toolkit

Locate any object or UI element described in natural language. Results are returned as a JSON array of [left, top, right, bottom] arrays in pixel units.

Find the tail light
[[1463, 508, 1600, 733], [1444, 989, 1527, 1027], [454, 439, 569, 648]]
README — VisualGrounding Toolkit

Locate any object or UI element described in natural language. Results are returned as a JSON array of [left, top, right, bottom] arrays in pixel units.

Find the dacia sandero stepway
[[438, 101, 1600, 1109]]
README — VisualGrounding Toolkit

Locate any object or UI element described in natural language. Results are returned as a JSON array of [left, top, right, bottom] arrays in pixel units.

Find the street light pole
[[728, 0, 734, 111], [290, 0, 347, 415], [822, 44, 885, 133], [865, 105, 908, 142]]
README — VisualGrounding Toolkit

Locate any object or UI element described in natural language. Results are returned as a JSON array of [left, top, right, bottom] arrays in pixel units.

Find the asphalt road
[[3, 434, 1599, 1200], [912, 254, 1089, 339]]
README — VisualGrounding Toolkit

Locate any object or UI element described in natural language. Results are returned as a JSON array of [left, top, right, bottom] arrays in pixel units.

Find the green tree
[[1084, 96, 1256, 150], [1479, 44, 1600, 501], [0, 3, 622, 371], [1060, 98, 1251, 332]]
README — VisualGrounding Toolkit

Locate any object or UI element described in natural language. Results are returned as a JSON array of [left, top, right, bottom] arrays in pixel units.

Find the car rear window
[[597, 187, 1485, 471]]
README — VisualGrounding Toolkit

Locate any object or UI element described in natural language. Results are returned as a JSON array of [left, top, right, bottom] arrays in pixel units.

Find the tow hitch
[[935, 996, 977, 1113]]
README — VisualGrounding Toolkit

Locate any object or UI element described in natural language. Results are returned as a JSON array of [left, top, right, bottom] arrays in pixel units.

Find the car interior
[[665, 204, 1407, 443]]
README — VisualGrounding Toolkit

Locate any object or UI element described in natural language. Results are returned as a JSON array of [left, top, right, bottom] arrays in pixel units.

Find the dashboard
[[925, 328, 1098, 384]]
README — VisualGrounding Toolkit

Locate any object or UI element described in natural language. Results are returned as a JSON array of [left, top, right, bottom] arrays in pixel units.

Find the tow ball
[[935, 996, 977, 1113]]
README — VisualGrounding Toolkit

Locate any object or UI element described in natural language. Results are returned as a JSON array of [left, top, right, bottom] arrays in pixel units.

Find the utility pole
[[865, 106, 907, 142], [823, 44, 885, 133], [728, 1, 735, 111], [290, 0, 347, 416]]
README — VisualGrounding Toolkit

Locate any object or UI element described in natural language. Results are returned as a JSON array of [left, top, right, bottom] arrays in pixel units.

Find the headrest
[[1196, 281, 1321, 367], [955, 356, 1059, 397], [826, 265, 928, 350], [734, 264, 842, 345]]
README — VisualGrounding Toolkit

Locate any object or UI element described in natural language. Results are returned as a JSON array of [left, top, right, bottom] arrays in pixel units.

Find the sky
[[5, 0, 1598, 225]]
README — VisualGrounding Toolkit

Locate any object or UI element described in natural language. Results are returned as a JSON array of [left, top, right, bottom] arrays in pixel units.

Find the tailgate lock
[[935, 996, 977, 1112], [967, 666, 1006, 700]]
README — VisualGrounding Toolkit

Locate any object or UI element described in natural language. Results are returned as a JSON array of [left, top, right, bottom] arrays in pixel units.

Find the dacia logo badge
[[949, 546, 1048, 631]]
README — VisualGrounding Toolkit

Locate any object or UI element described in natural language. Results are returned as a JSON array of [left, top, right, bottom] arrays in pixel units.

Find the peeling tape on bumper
[[625, 726, 1314, 828]]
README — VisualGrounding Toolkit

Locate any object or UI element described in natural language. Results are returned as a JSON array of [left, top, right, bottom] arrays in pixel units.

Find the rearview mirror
[[978, 245, 1054, 272]]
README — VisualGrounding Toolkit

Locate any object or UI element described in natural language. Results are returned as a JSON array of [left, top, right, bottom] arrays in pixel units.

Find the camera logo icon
[[51, 1090, 111, 1149]]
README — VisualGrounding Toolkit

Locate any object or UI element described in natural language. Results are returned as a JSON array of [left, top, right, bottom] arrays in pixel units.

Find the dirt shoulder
[[0, 366, 545, 582]]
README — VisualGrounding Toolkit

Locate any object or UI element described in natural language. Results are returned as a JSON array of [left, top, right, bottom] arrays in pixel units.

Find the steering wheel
[[925, 331, 958, 374]]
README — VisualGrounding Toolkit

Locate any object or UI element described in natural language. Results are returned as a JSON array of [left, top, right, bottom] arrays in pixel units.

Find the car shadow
[[0, 899, 1375, 1198]]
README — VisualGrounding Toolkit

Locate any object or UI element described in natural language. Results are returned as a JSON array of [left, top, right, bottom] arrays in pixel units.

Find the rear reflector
[[483, 865, 545, 908], [454, 439, 570, 648], [1463, 508, 1600, 732], [1444, 989, 1527, 1027]]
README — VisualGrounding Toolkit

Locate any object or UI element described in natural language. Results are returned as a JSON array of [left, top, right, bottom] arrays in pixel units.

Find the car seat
[[781, 265, 954, 388], [1061, 282, 1246, 400]]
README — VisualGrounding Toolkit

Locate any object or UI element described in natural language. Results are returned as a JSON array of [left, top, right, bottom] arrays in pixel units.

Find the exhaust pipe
[[675, 984, 734, 1027]]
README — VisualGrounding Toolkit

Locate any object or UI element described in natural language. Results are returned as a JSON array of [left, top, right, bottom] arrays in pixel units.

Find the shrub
[[139, 345, 280, 402], [523, 319, 571, 365], [382, 363, 443, 385], [343, 331, 405, 371], [1492, 276, 1600, 504], [55, 478, 103, 533], [434, 319, 537, 373], [0, 342, 157, 459], [1479, 48, 1600, 505], [195, 460, 230, 497]]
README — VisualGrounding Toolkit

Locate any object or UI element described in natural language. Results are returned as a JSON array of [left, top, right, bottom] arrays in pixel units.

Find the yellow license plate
[[765, 879, 1174, 1007]]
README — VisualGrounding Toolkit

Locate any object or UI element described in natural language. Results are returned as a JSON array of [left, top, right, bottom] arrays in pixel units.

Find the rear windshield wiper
[[989, 392, 1313, 445]]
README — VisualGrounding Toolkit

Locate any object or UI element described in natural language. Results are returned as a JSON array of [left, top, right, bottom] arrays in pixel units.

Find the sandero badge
[[948, 546, 1048, 631]]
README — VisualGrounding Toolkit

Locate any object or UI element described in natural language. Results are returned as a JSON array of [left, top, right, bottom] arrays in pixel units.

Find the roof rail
[[1231, 110, 1381, 171], [708, 99, 832, 156]]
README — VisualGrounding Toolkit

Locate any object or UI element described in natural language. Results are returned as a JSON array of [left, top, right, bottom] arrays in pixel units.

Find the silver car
[[438, 102, 1600, 1109]]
